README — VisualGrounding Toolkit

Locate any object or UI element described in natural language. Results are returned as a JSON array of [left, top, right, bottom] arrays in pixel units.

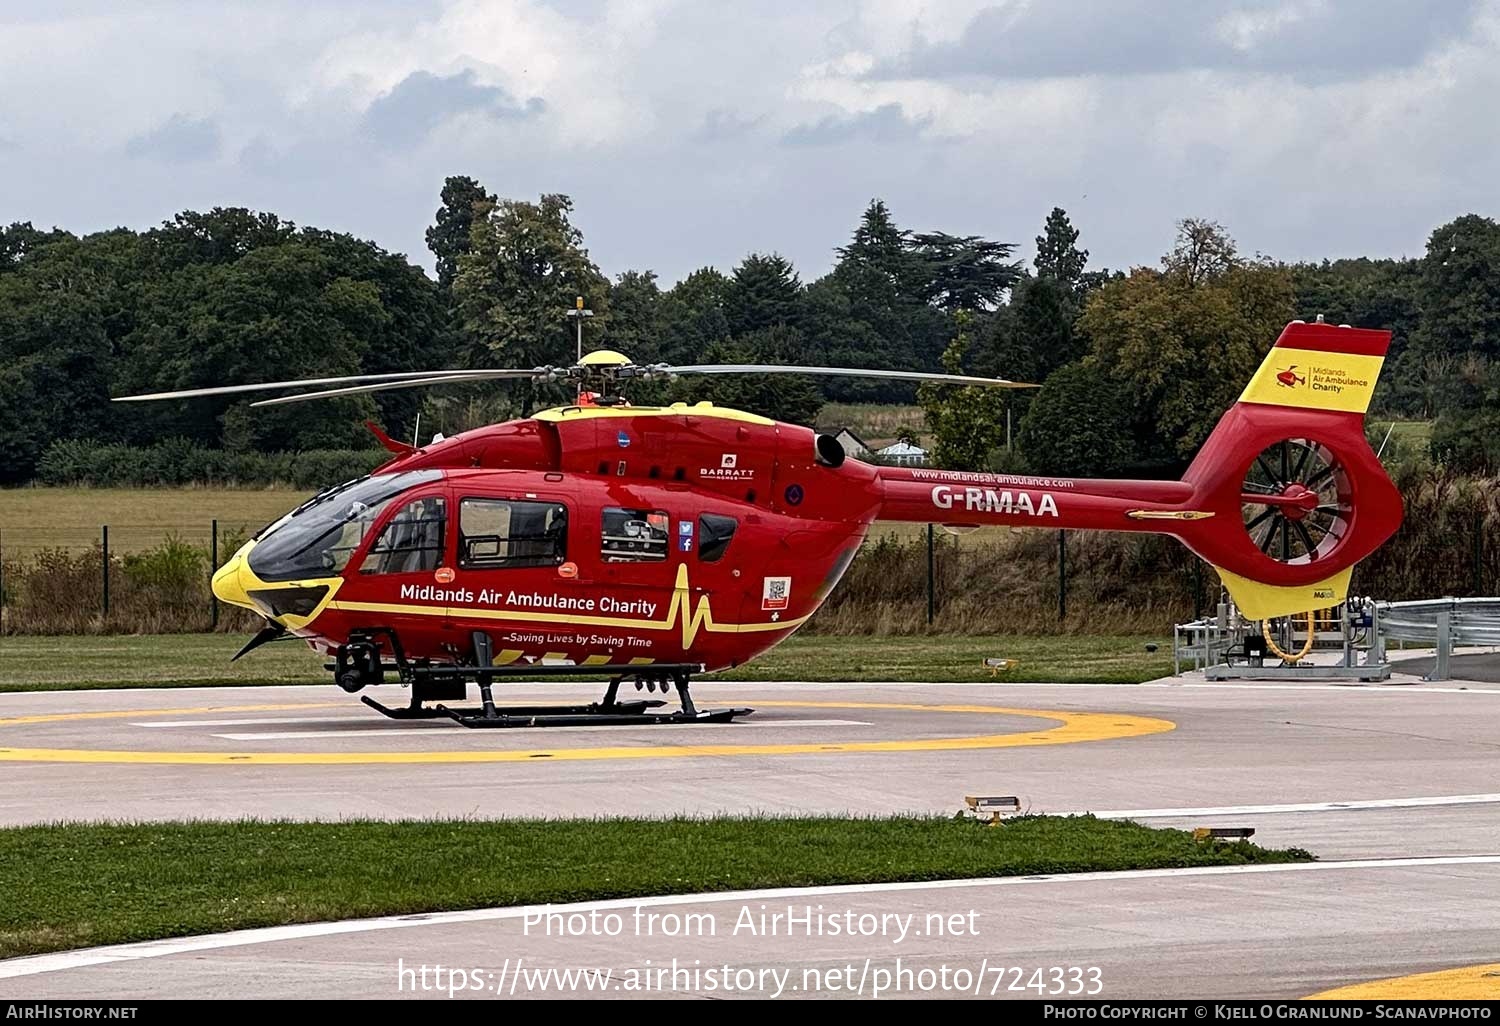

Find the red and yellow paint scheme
[[211, 320, 1401, 676]]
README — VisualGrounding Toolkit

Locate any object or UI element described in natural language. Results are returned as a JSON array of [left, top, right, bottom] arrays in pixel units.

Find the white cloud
[[1215, 2, 1314, 54], [311, 0, 661, 146], [125, 115, 222, 162], [0, 0, 1498, 283]]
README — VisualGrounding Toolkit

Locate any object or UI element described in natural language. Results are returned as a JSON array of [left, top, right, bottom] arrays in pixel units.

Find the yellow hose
[[1262, 611, 1316, 664]]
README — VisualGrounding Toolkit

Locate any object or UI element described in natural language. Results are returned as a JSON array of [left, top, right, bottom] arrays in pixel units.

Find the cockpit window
[[359, 495, 446, 575], [248, 470, 442, 582]]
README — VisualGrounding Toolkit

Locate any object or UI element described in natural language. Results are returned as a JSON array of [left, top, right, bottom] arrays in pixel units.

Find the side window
[[359, 495, 447, 575], [459, 498, 568, 569], [698, 513, 738, 563], [601, 507, 669, 562]]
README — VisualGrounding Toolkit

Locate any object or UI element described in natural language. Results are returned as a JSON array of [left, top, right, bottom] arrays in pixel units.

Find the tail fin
[[1180, 321, 1402, 619]]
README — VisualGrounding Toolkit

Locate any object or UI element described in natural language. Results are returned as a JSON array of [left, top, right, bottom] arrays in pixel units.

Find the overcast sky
[[2, 0, 1495, 284]]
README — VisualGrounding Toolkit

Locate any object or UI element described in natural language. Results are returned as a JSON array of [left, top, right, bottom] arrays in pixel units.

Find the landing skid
[[438, 706, 749, 728], [361, 696, 668, 721], [350, 629, 752, 728]]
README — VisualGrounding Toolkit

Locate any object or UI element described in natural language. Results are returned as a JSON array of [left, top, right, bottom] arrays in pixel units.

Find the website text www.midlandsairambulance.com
[[396, 958, 1104, 999]]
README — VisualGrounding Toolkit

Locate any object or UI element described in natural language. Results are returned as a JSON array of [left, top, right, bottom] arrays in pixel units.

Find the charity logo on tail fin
[[1238, 322, 1386, 414]]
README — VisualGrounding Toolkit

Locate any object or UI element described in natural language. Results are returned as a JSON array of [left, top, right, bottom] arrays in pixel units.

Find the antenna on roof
[[564, 295, 595, 403]]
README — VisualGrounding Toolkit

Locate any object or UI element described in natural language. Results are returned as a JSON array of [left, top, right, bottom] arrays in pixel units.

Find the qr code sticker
[[762, 576, 791, 610]]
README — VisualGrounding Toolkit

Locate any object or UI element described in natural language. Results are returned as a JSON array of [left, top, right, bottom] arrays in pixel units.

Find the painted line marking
[[209, 719, 875, 741], [0, 701, 1174, 765], [1090, 793, 1500, 820], [136, 716, 362, 729], [720, 681, 1500, 695], [8, 679, 1500, 700], [210, 729, 447, 740], [2, 855, 1496, 982], [0, 702, 342, 727], [1307, 962, 1500, 1000]]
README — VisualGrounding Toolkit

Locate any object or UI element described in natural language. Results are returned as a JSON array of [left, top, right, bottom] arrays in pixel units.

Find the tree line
[[2, 175, 1497, 485]]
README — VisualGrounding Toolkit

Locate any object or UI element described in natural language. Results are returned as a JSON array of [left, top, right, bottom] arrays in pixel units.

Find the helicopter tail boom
[[871, 321, 1402, 620]]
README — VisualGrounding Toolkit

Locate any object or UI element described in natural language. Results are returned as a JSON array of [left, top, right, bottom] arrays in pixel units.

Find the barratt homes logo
[[700, 453, 755, 481], [1276, 365, 1306, 388]]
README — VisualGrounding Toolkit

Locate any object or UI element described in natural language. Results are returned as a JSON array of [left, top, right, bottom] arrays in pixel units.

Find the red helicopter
[[117, 319, 1401, 727]]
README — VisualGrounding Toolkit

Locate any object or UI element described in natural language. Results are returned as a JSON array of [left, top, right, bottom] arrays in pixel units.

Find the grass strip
[[0, 633, 1173, 692], [0, 815, 1309, 959]]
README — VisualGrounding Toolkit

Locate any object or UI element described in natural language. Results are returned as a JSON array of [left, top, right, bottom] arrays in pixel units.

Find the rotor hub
[[1277, 483, 1320, 521]]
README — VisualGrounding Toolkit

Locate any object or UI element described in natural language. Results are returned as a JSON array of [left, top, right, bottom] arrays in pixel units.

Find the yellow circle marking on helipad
[[1307, 963, 1500, 999], [0, 701, 342, 727], [0, 699, 1174, 765]]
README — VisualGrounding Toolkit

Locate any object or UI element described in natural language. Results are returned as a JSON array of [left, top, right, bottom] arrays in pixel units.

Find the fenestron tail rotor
[[1239, 438, 1352, 565]]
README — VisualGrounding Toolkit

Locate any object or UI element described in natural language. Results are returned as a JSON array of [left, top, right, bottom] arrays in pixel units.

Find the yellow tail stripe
[[1214, 565, 1352, 621]]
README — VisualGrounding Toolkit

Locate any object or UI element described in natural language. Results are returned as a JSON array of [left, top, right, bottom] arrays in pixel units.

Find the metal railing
[[1173, 602, 1246, 675], [1373, 597, 1500, 680]]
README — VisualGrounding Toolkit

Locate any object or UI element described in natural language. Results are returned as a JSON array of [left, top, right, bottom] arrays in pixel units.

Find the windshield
[[248, 470, 442, 582]]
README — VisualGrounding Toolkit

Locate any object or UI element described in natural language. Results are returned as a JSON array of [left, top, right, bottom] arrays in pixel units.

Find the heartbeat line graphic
[[328, 564, 806, 650]]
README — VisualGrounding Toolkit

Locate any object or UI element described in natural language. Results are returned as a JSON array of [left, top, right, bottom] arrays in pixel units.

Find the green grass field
[[1373, 419, 1433, 462], [0, 816, 1310, 959], [713, 633, 1170, 684], [0, 486, 307, 555], [815, 402, 927, 447], [0, 632, 1171, 691], [1383, 419, 1432, 446]]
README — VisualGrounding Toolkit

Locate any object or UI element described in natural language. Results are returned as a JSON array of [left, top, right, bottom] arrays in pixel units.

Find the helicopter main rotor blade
[[115, 358, 1034, 406], [248, 369, 549, 407], [662, 365, 1038, 388], [112, 370, 492, 403]]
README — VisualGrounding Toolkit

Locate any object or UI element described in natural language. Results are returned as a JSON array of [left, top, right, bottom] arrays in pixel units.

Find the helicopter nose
[[211, 544, 258, 613]]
